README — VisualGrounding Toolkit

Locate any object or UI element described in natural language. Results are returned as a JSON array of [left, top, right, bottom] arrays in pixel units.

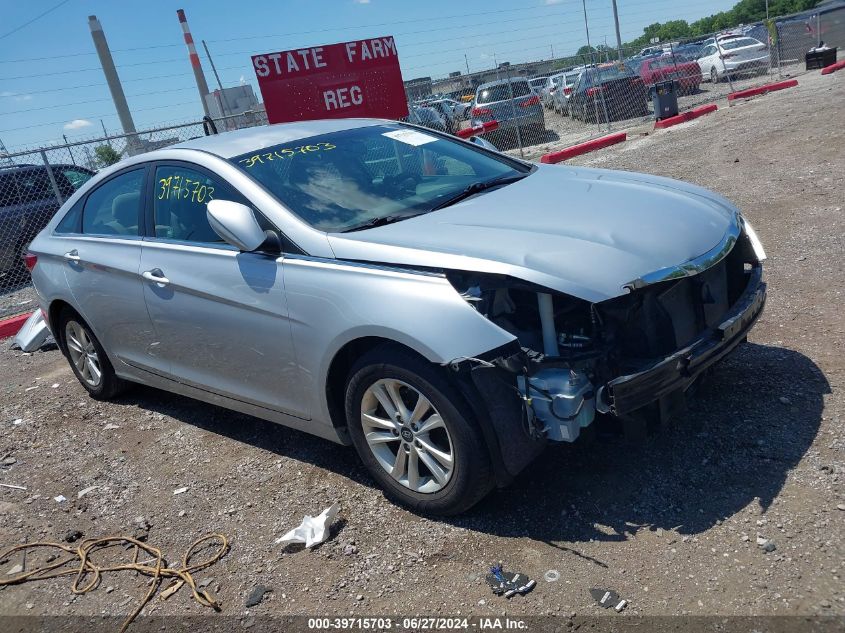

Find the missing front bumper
[[605, 265, 766, 416]]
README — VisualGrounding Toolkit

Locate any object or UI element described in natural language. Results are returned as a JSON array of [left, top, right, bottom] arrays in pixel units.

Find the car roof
[[477, 77, 529, 90], [168, 118, 385, 159]]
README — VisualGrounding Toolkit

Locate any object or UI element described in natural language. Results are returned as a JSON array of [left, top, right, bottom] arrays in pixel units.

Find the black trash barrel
[[652, 80, 679, 121]]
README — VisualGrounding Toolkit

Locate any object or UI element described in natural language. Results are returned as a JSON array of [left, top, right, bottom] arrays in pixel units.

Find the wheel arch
[[322, 333, 525, 488]]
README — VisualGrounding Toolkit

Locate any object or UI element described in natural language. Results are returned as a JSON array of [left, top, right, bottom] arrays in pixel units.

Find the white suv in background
[[697, 35, 770, 83]]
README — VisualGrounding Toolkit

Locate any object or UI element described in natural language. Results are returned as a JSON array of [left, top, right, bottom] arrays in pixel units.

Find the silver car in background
[[471, 78, 545, 142], [27, 119, 766, 515]]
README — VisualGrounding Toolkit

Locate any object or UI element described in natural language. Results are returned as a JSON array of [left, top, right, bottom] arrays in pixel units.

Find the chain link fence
[[409, 5, 843, 156], [1, 5, 843, 319], [0, 111, 267, 318]]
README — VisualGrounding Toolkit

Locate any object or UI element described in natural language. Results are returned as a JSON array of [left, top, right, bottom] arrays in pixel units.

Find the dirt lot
[[1, 70, 844, 626]]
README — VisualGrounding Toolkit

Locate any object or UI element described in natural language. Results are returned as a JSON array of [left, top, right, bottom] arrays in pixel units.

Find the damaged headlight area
[[446, 271, 604, 444], [446, 224, 765, 445]]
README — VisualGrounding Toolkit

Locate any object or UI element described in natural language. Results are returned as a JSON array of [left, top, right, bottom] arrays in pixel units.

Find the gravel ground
[[0, 69, 843, 626]]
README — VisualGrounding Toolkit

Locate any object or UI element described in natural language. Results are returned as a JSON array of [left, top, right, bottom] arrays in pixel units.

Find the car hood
[[327, 164, 739, 303]]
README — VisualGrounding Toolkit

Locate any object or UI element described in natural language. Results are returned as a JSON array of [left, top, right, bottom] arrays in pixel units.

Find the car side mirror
[[206, 199, 267, 252], [468, 136, 498, 152]]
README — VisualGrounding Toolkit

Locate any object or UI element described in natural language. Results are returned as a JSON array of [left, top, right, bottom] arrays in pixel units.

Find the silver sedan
[[27, 119, 766, 514]]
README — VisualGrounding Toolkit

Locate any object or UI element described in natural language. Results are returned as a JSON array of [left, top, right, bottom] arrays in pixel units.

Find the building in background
[[204, 85, 266, 130]]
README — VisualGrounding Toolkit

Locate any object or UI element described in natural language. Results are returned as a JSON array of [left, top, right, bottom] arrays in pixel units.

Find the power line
[[0, 0, 70, 40], [0, 100, 201, 133], [0, 86, 200, 117]]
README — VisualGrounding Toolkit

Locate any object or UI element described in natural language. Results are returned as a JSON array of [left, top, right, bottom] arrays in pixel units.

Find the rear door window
[[14, 170, 58, 204], [82, 169, 145, 236]]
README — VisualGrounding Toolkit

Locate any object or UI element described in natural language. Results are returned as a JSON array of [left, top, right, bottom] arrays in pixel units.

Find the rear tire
[[344, 344, 493, 515], [59, 308, 128, 400], [710, 67, 719, 83]]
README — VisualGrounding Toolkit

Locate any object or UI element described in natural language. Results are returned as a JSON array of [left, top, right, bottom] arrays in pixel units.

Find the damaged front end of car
[[445, 215, 766, 473]]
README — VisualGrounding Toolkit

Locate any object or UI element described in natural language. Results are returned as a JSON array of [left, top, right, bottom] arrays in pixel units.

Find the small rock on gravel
[[245, 585, 270, 607], [63, 530, 83, 543]]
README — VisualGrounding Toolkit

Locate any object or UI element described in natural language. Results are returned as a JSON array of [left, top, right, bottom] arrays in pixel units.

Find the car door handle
[[64, 250, 81, 262], [141, 268, 170, 285]]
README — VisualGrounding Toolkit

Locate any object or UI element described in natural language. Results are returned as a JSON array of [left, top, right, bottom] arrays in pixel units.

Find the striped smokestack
[[177, 8, 211, 117]]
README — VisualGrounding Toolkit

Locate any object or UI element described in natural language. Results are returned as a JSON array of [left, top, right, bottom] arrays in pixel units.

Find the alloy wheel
[[65, 320, 102, 387], [360, 378, 454, 494]]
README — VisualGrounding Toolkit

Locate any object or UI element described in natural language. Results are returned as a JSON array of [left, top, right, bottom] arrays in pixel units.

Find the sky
[[0, 0, 738, 151]]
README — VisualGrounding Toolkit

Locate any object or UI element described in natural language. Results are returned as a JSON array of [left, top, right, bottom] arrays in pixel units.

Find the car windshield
[[529, 78, 546, 89], [476, 81, 531, 104], [585, 64, 635, 84], [230, 124, 529, 233]]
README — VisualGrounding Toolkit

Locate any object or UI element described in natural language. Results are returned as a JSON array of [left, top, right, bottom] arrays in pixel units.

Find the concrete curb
[[820, 60, 845, 75], [0, 312, 33, 340], [727, 78, 798, 103], [654, 103, 719, 130], [539, 132, 627, 164]]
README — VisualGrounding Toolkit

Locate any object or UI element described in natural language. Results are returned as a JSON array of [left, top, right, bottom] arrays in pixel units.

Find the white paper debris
[[24, 387, 38, 392], [51, 383, 59, 389], [6, 563, 23, 575], [78, 485, 99, 498], [275, 503, 340, 548], [103, 424, 120, 430], [383, 129, 437, 146], [54, 495, 67, 503], [173, 487, 188, 495], [11, 419, 23, 426]]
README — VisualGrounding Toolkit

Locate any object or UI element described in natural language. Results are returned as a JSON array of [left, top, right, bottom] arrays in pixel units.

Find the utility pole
[[464, 53, 470, 75], [0, 136, 13, 166], [202, 39, 233, 123], [177, 9, 211, 117], [611, 0, 624, 61], [88, 15, 138, 154]]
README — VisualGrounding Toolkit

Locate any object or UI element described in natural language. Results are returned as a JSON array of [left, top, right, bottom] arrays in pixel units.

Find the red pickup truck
[[631, 56, 702, 95]]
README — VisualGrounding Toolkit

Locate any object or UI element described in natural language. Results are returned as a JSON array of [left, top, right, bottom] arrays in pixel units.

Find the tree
[[94, 144, 121, 168]]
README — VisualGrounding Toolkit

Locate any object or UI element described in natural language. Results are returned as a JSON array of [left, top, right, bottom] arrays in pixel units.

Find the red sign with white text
[[252, 36, 408, 124]]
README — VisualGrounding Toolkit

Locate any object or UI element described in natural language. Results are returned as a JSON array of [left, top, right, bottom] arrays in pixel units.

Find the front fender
[[281, 256, 516, 427]]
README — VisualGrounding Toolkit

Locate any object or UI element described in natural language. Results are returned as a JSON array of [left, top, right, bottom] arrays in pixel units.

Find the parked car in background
[[629, 55, 702, 95], [406, 106, 448, 133], [472, 78, 545, 141], [421, 100, 463, 134], [27, 119, 767, 515], [568, 63, 649, 123], [529, 77, 547, 96], [551, 70, 583, 115], [1, 163, 95, 279], [697, 35, 770, 83]]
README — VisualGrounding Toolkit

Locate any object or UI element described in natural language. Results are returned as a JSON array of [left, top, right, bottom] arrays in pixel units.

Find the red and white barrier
[[0, 312, 33, 340], [727, 79, 798, 103], [539, 132, 627, 164], [654, 103, 718, 130], [455, 120, 499, 139], [821, 59, 845, 75]]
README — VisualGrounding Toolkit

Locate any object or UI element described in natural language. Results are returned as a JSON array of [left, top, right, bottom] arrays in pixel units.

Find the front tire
[[344, 345, 493, 515], [59, 308, 127, 400]]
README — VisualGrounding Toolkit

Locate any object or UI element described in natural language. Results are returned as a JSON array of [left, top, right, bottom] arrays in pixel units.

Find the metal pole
[[40, 151, 64, 205], [611, 0, 624, 62], [0, 137, 13, 166], [177, 9, 211, 117], [61, 135, 76, 165], [581, 0, 607, 133], [465, 54, 470, 75], [765, 0, 769, 21], [202, 39, 233, 123], [88, 16, 139, 154], [503, 64, 524, 158], [816, 13, 821, 47]]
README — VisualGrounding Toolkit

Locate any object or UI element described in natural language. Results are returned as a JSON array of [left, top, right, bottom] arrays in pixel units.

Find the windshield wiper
[[428, 173, 528, 211], [341, 214, 422, 233]]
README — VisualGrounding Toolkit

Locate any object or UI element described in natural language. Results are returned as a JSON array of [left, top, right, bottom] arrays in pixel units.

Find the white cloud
[[64, 119, 93, 130], [544, 0, 564, 4], [239, 75, 246, 85], [354, 0, 371, 4], [1, 91, 33, 101]]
